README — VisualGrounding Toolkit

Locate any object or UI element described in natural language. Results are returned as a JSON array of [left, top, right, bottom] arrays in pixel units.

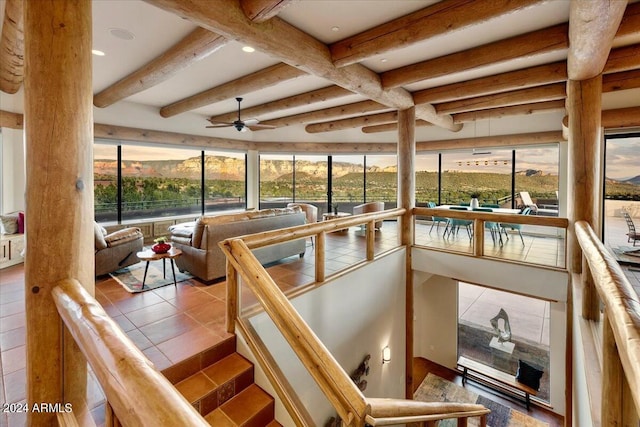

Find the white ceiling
[[1, 0, 638, 147]]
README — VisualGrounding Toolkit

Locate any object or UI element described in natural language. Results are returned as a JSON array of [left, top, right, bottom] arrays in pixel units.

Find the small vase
[[470, 198, 479, 210], [333, 207, 338, 214], [152, 242, 171, 254]]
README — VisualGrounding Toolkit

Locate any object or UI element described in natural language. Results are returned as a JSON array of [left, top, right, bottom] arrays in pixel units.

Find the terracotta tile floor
[[2, 219, 634, 426]]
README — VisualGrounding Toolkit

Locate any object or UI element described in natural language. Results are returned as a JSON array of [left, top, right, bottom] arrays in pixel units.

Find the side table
[[136, 247, 183, 288]]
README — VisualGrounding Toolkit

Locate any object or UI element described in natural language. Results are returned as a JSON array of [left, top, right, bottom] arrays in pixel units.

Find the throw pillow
[[516, 359, 544, 391], [94, 222, 108, 250], [17, 212, 25, 234], [1, 214, 18, 234]]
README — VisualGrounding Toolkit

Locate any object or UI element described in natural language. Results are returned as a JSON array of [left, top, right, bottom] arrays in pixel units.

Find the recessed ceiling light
[[92, 49, 105, 56], [380, 58, 388, 63], [108, 28, 135, 41], [331, 26, 340, 32], [242, 46, 255, 53]]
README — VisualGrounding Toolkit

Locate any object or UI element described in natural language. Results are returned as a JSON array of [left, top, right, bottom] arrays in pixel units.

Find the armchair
[[95, 222, 144, 276], [352, 201, 385, 229], [287, 202, 319, 245]]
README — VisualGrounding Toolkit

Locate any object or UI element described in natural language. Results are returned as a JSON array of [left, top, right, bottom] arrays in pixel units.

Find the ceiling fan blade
[[249, 123, 276, 129], [206, 123, 233, 128]]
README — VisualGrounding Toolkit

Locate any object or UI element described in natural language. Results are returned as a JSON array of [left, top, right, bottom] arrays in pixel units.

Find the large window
[[366, 155, 397, 209], [204, 151, 245, 213], [333, 155, 365, 213], [259, 154, 294, 208], [515, 146, 559, 212], [294, 155, 328, 208], [94, 143, 119, 222], [415, 154, 439, 206]]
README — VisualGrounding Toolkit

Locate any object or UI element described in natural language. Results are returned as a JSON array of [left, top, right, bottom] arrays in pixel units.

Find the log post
[[24, 0, 94, 424], [315, 231, 326, 282], [566, 76, 602, 274], [581, 255, 599, 321], [226, 259, 238, 333], [473, 219, 484, 257], [398, 107, 415, 398], [602, 313, 623, 426], [366, 220, 375, 260]]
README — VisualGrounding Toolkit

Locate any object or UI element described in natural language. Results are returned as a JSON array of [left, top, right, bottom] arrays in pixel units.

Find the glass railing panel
[[486, 225, 566, 268], [414, 215, 475, 255]]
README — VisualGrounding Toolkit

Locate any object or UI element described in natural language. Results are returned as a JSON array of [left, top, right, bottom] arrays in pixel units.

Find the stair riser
[[163, 335, 236, 384]]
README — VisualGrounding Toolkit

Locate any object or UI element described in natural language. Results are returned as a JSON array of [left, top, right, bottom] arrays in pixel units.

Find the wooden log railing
[[52, 279, 209, 427], [413, 207, 569, 259], [575, 221, 640, 425], [219, 208, 490, 426]]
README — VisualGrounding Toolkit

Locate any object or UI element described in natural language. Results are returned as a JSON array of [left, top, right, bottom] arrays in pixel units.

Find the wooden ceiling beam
[[330, 0, 540, 68], [416, 131, 565, 152], [240, 0, 296, 23], [602, 106, 640, 128], [567, 0, 627, 80], [382, 23, 568, 90], [146, 0, 461, 131], [615, 1, 640, 45], [453, 100, 566, 123], [414, 62, 567, 105], [209, 85, 352, 123], [256, 100, 389, 129], [0, 109, 24, 129], [434, 83, 566, 115], [603, 69, 640, 93], [362, 121, 432, 134], [305, 111, 398, 133], [160, 63, 306, 118], [0, 0, 24, 95], [603, 44, 640, 73], [94, 28, 227, 108]]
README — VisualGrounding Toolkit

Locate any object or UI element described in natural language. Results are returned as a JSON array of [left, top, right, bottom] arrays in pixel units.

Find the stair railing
[[220, 208, 490, 426], [575, 221, 640, 425], [52, 278, 209, 427]]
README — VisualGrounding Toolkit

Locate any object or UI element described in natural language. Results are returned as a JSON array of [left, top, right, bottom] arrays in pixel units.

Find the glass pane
[[441, 150, 512, 206], [332, 155, 364, 215], [294, 155, 328, 210], [415, 154, 439, 206], [121, 146, 202, 221], [604, 135, 640, 253], [515, 145, 559, 216], [366, 155, 397, 209], [94, 143, 118, 222], [458, 282, 550, 403], [260, 154, 294, 208], [204, 151, 245, 213]]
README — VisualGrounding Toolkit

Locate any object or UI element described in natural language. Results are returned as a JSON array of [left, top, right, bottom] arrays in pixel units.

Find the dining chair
[[444, 206, 472, 239], [473, 207, 502, 245], [428, 201, 448, 234], [500, 207, 531, 245], [623, 211, 639, 246]]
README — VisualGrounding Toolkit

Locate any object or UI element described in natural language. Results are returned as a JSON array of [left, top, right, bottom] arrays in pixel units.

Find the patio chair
[[444, 206, 472, 239], [623, 211, 639, 246], [519, 191, 558, 216], [473, 207, 502, 245], [428, 201, 448, 234], [500, 207, 531, 245]]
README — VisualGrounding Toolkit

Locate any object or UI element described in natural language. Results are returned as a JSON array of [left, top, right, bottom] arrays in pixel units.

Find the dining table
[[435, 205, 521, 215]]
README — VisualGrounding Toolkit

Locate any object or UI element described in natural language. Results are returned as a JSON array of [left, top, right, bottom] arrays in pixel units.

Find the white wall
[[241, 249, 407, 425], [1, 127, 25, 214]]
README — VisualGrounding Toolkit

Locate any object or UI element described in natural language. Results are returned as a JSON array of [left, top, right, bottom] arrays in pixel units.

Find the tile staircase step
[[204, 384, 275, 427], [162, 334, 236, 385]]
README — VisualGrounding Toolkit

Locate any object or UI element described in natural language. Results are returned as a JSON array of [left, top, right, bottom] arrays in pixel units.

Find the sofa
[[169, 207, 307, 282], [95, 222, 144, 276], [352, 201, 385, 229]]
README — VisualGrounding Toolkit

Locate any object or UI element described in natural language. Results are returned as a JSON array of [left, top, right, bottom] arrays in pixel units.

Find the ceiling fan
[[206, 97, 275, 132]]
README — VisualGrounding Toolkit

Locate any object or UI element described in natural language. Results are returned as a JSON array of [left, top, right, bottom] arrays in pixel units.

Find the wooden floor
[[413, 357, 564, 427]]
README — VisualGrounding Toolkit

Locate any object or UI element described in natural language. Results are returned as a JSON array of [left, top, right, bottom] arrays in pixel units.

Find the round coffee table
[[136, 247, 183, 288]]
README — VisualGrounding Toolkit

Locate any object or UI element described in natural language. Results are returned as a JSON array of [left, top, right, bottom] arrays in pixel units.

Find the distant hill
[[625, 175, 640, 185]]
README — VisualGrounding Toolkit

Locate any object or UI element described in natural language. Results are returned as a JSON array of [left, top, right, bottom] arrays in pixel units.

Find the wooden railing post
[[366, 220, 375, 260], [602, 313, 623, 426], [581, 255, 599, 320], [226, 259, 238, 333], [473, 219, 484, 256], [316, 231, 326, 282]]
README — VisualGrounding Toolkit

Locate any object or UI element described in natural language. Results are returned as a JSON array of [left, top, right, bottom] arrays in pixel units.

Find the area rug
[[109, 261, 193, 293], [414, 373, 548, 427]]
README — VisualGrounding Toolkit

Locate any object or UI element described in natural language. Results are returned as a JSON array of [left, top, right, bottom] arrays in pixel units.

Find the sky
[[94, 136, 639, 180]]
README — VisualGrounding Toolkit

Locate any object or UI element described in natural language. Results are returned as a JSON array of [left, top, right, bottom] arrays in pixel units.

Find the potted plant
[[470, 192, 480, 209], [152, 236, 171, 254], [331, 203, 339, 215]]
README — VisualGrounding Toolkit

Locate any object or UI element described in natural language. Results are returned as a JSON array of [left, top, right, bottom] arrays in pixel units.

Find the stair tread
[[175, 371, 216, 403], [219, 384, 274, 426], [204, 409, 236, 426], [202, 353, 253, 386]]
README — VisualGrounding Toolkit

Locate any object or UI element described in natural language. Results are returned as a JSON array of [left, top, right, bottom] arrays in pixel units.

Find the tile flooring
[[1, 218, 637, 426]]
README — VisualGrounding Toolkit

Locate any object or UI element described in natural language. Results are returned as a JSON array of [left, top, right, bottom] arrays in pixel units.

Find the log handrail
[[413, 207, 569, 228], [52, 279, 209, 427], [220, 208, 490, 425], [574, 221, 640, 416]]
